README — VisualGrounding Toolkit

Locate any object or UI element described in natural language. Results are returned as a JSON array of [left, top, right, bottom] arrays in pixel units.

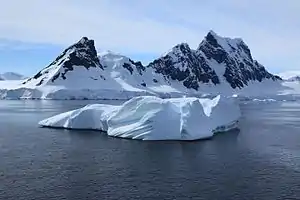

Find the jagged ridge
[[198, 31, 280, 88], [148, 43, 220, 90], [23, 31, 281, 92]]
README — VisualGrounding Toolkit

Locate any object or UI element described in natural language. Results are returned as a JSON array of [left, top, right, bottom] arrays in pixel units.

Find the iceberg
[[39, 95, 241, 140]]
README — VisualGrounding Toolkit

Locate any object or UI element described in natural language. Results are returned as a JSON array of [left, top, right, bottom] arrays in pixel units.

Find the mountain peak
[[202, 31, 245, 51], [171, 43, 191, 54], [175, 42, 190, 48], [76, 37, 96, 49], [205, 31, 221, 48], [23, 37, 102, 86], [49, 36, 101, 70], [79, 36, 89, 43], [207, 30, 223, 40], [197, 31, 279, 88], [162, 43, 192, 58], [72, 37, 96, 54], [208, 30, 217, 35], [23, 31, 279, 92], [198, 31, 253, 62]]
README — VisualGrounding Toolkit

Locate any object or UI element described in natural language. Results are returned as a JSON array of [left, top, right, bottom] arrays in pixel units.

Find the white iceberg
[[39, 96, 241, 140]]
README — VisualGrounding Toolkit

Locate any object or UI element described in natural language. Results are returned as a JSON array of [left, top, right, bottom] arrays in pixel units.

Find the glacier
[[39, 95, 241, 140], [0, 78, 298, 101]]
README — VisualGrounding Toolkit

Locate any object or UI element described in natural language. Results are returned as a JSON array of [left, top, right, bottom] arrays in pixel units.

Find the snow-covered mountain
[[149, 31, 280, 90], [0, 31, 286, 100], [288, 76, 300, 82], [23, 37, 103, 87], [279, 71, 300, 82], [0, 72, 27, 80], [21, 38, 184, 99]]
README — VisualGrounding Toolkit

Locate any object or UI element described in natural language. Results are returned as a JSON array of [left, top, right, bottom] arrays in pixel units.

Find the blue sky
[[0, 0, 299, 76]]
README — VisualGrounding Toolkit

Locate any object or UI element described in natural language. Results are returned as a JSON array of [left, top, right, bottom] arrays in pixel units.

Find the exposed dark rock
[[24, 32, 280, 91], [51, 73, 60, 82], [36, 78, 44, 86], [205, 31, 222, 49], [148, 43, 220, 90], [23, 78, 31, 84], [100, 75, 106, 80], [238, 42, 253, 62], [48, 37, 101, 70], [33, 71, 43, 79], [129, 59, 145, 75], [90, 77, 98, 80], [123, 63, 134, 74], [28, 37, 103, 84], [198, 31, 280, 89]]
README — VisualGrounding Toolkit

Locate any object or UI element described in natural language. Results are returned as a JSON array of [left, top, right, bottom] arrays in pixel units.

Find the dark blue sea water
[[0, 100, 299, 200]]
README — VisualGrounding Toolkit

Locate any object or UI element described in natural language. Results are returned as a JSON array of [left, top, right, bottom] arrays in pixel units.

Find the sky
[[0, 0, 299, 76]]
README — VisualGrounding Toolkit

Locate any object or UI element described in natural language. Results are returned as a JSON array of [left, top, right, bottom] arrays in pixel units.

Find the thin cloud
[[0, 0, 299, 71]]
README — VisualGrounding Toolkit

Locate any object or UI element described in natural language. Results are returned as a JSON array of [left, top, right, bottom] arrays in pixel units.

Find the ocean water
[[0, 100, 299, 200]]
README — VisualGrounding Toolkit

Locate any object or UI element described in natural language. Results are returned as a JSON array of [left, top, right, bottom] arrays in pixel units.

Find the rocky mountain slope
[[23, 37, 103, 87]]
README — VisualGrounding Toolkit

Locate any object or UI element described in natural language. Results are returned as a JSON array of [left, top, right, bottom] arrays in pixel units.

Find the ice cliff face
[[39, 96, 241, 140], [22, 31, 280, 94]]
